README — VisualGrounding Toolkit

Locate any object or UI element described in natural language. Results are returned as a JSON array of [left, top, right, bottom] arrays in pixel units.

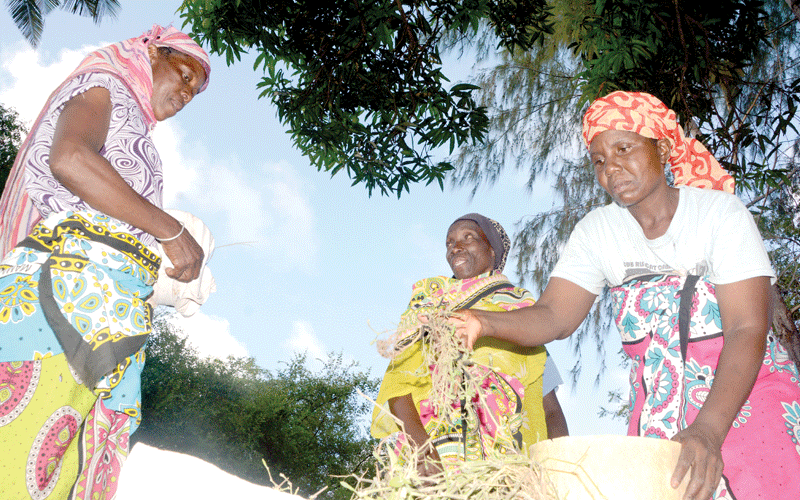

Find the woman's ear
[[656, 138, 671, 165], [147, 44, 158, 64]]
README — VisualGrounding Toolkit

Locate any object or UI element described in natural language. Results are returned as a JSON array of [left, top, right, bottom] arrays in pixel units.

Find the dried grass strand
[[358, 316, 561, 500]]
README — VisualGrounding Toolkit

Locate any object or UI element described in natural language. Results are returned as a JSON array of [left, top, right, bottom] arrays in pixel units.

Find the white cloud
[[153, 128, 317, 273], [258, 161, 317, 273], [167, 311, 249, 360], [191, 159, 317, 274], [152, 122, 201, 206], [0, 42, 99, 123], [284, 320, 327, 362]]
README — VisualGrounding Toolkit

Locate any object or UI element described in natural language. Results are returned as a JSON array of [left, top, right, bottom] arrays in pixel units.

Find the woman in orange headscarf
[[0, 25, 210, 499], [449, 91, 800, 500]]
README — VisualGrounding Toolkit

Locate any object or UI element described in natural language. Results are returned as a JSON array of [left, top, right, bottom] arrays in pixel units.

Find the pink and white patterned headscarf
[[582, 91, 734, 193], [69, 24, 211, 130]]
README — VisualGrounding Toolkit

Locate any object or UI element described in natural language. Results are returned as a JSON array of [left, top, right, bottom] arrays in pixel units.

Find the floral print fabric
[[611, 273, 800, 499]]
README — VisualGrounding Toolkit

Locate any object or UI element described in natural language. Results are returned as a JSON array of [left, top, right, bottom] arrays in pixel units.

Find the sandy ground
[[117, 442, 305, 499]]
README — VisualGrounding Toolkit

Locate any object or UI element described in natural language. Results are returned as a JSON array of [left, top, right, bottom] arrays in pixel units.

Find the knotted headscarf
[[582, 91, 734, 193], [451, 213, 510, 272], [0, 25, 211, 257], [69, 24, 211, 130]]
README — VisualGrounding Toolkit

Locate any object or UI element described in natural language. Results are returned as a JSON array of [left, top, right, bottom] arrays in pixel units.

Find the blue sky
[[0, 0, 628, 450]]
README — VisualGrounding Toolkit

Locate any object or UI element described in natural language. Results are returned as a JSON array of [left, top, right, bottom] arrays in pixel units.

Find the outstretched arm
[[670, 276, 771, 500], [49, 86, 203, 282], [453, 277, 598, 349]]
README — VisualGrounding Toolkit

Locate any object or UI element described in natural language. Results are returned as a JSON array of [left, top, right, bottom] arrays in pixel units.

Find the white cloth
[[551, 186, 775, 295], [117, 443, 304, 500], [542, 350, 563, 395], [150, 209, 216, 316]]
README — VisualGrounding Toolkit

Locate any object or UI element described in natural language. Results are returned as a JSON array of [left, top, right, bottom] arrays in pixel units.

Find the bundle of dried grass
[[363, 313, 560, 500], [342, 439, 558, 500], [376, 309, 482, 421], [262, 459, 325, 499]]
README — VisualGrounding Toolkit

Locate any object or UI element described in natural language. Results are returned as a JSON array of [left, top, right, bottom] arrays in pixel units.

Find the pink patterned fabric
[[611, 273, 800, 499], [582, 91, 735, 194], [0, 25, 210, 257], [72, 399, 131, 500], [416, 365, 527, 463]]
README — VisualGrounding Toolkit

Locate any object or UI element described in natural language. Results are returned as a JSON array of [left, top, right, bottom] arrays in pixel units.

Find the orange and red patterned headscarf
[[582, 91, 734, 193]]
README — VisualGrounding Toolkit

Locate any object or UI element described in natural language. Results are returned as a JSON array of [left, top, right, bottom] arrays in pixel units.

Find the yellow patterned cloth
[[371, 272, 547, 462]]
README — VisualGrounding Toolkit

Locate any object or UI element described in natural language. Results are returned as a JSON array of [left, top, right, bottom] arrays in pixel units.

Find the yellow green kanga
[[371, 272, 547, 463]]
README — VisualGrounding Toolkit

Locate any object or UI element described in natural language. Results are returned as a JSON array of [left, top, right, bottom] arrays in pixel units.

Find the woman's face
[[149, 46, 207, 121], [589, 129, 671, 208], [446, 220, 495, 279]]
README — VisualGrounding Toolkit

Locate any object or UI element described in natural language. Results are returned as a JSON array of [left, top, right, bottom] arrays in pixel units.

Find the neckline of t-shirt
[[624, 185, 687, 248]]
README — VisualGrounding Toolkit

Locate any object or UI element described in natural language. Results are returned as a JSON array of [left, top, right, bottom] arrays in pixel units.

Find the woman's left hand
[[670, 421, 724, 500]]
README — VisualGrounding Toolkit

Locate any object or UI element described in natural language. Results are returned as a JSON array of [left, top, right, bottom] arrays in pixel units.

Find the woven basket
[[529, 435, 689, 500]]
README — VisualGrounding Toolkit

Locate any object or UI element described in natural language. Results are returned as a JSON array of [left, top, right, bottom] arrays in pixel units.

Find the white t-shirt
[[542, 350, 563, 395], [550, 186, 775, 295]]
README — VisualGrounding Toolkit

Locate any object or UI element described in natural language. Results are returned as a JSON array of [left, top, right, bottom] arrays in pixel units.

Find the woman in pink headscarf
[[0, 26, 210, 499], [448, 91, 800, 500]]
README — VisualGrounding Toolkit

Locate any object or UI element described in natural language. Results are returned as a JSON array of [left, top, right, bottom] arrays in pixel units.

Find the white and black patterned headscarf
[[451, 213, 510, 272]]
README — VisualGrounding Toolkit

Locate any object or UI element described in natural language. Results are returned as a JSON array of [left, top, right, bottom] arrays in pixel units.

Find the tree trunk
[[772, 284, 800, 367], [785, 0, 800, 24]]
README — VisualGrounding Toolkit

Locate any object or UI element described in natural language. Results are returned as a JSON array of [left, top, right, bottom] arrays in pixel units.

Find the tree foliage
[[5, 0, 119, 47], [176, 0, 800, 377], [179, 0, 552, 196], [135, 320, 380, 499], [0, 103, 26, 192]]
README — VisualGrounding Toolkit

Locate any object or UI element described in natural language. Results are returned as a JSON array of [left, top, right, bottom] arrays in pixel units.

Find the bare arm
[[454, 277, 598, 349], [388, 394, 442, 476], [543, 389, 569, 438], [49, 87, 202, 282], [671, 276, 771, 500]]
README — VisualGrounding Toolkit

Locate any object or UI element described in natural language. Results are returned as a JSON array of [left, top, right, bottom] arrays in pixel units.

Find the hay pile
[[341, 441, 558, 500], [362, 311, 560, 500]]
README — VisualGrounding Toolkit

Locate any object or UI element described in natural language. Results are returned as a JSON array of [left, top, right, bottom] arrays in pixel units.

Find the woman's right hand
[[450, 309, 486, 350], [416, 442, 443, 478], [161, 227, 204, 283]]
